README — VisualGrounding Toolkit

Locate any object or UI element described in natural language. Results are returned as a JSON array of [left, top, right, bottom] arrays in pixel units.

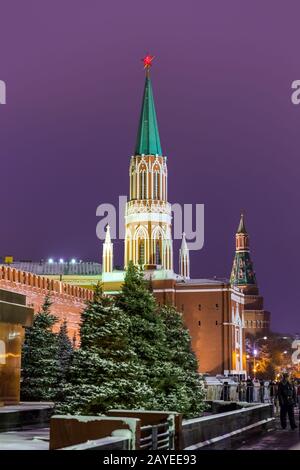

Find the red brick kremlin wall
[[0, 266, 93, 342]]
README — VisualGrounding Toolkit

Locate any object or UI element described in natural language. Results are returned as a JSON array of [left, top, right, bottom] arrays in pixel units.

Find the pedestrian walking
[[253, 378, 260, 402], [259, 379, 264, 403], [221, 381, 230, 401], [297, 381, 300, 409], [246, 377, 253, 403], [277, 373, 297, 430], [264, 380, 270, 403]]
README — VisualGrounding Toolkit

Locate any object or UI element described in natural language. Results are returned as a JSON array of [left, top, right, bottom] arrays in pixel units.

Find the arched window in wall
[[131, 168, 136, 199], [155, 240, 161, 265], [134, 225, 148, 266], [139, 169, 147, 199], [153, 170, 160, 199], [139, 240, 145, 265]]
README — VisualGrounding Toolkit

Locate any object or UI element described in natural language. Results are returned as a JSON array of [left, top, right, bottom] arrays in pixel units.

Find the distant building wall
[[152, 279, 246, 376], [244, 310, 271, 335]]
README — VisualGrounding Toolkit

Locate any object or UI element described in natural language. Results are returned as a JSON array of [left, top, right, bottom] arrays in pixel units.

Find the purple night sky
[[0, 1, 299, 333]]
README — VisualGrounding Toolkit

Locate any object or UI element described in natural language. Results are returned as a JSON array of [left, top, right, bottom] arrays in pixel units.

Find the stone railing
[[49, 405, 275, 451], [0, 265, 94, 302], [182, 403, 275, 449]]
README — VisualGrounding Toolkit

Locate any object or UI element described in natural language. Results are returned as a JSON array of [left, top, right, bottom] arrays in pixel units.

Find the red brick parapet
[[0, 266, 94, 341], [0, 266, 93, 301]]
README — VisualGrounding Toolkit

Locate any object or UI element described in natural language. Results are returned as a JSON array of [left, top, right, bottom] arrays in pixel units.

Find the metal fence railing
[[205, 383, 279, 404], [140, 421, 174, 450]]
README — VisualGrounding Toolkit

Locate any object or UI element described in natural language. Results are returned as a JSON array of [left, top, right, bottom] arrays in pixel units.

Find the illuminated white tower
[[124, 56, 173, 274], [179, 232, 190, 279], [102, 224, 113, 273]]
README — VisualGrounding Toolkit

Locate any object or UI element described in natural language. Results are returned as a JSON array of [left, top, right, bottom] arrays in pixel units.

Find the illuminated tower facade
[[230, 213, 257, 291], [124, 57, 173, 274]]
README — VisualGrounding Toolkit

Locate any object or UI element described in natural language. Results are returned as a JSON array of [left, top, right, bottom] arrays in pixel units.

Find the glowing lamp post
[[251, 337, 267, 378], [253, 349, 258, 378]]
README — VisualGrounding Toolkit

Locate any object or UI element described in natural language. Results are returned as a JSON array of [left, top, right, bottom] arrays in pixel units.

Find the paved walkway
[[237, 408, 300, 450], [0, 402, 53, 414], [0, 426, 49, 450]]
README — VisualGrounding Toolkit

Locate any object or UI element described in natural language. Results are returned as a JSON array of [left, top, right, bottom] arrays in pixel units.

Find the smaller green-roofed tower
[[230, 213, 257, 288]]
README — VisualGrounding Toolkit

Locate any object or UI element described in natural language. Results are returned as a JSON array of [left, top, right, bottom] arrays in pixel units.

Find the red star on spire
[[142, 55, 154, 70]]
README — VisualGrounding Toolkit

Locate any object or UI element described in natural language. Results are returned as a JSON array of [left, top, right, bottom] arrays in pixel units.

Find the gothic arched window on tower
[[153, 170, 160, 199], [139, 169, 147, 199], [131, 169, 136, 199], [155, 239, 161, 265], [139, 240, 145, 265]]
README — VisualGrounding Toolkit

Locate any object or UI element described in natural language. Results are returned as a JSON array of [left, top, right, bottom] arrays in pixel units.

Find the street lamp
[[251, 337, 268, 378], [278, 350, 290, 375], [253, 349, 258, 378]]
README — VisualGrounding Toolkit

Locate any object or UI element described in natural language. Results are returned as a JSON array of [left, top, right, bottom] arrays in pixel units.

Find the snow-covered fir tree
[[57, 284, 152, 415], [57, 319, 73, 398], [57, 265, 206, 417], [117, 262, 205, 417], [156, 305, 206, 417], [117, 261, 167, 366], [21, 293, 61, 401]]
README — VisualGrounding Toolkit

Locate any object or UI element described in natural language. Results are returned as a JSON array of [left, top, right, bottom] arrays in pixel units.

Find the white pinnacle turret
[[179, 232, 190, 279], [102, 224, 113, 273], [105, 224, 112, 244], [180, 232, 188, 251]]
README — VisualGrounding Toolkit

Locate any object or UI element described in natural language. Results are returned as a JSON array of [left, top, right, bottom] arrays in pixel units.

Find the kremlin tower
[[124, 56, 173, 274], [230, 214, 257, 292], [230, 214, 270, 336], [103, 55, 187, 281]]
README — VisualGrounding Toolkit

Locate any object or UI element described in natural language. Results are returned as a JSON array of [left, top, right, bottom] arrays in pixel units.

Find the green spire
[[237, 213, 247, 233], [135, 74, 162, 156]]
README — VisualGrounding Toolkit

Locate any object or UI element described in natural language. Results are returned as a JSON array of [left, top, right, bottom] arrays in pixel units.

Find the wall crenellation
[[0, 265, 95, 340], [0, 265, 94, 301]]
